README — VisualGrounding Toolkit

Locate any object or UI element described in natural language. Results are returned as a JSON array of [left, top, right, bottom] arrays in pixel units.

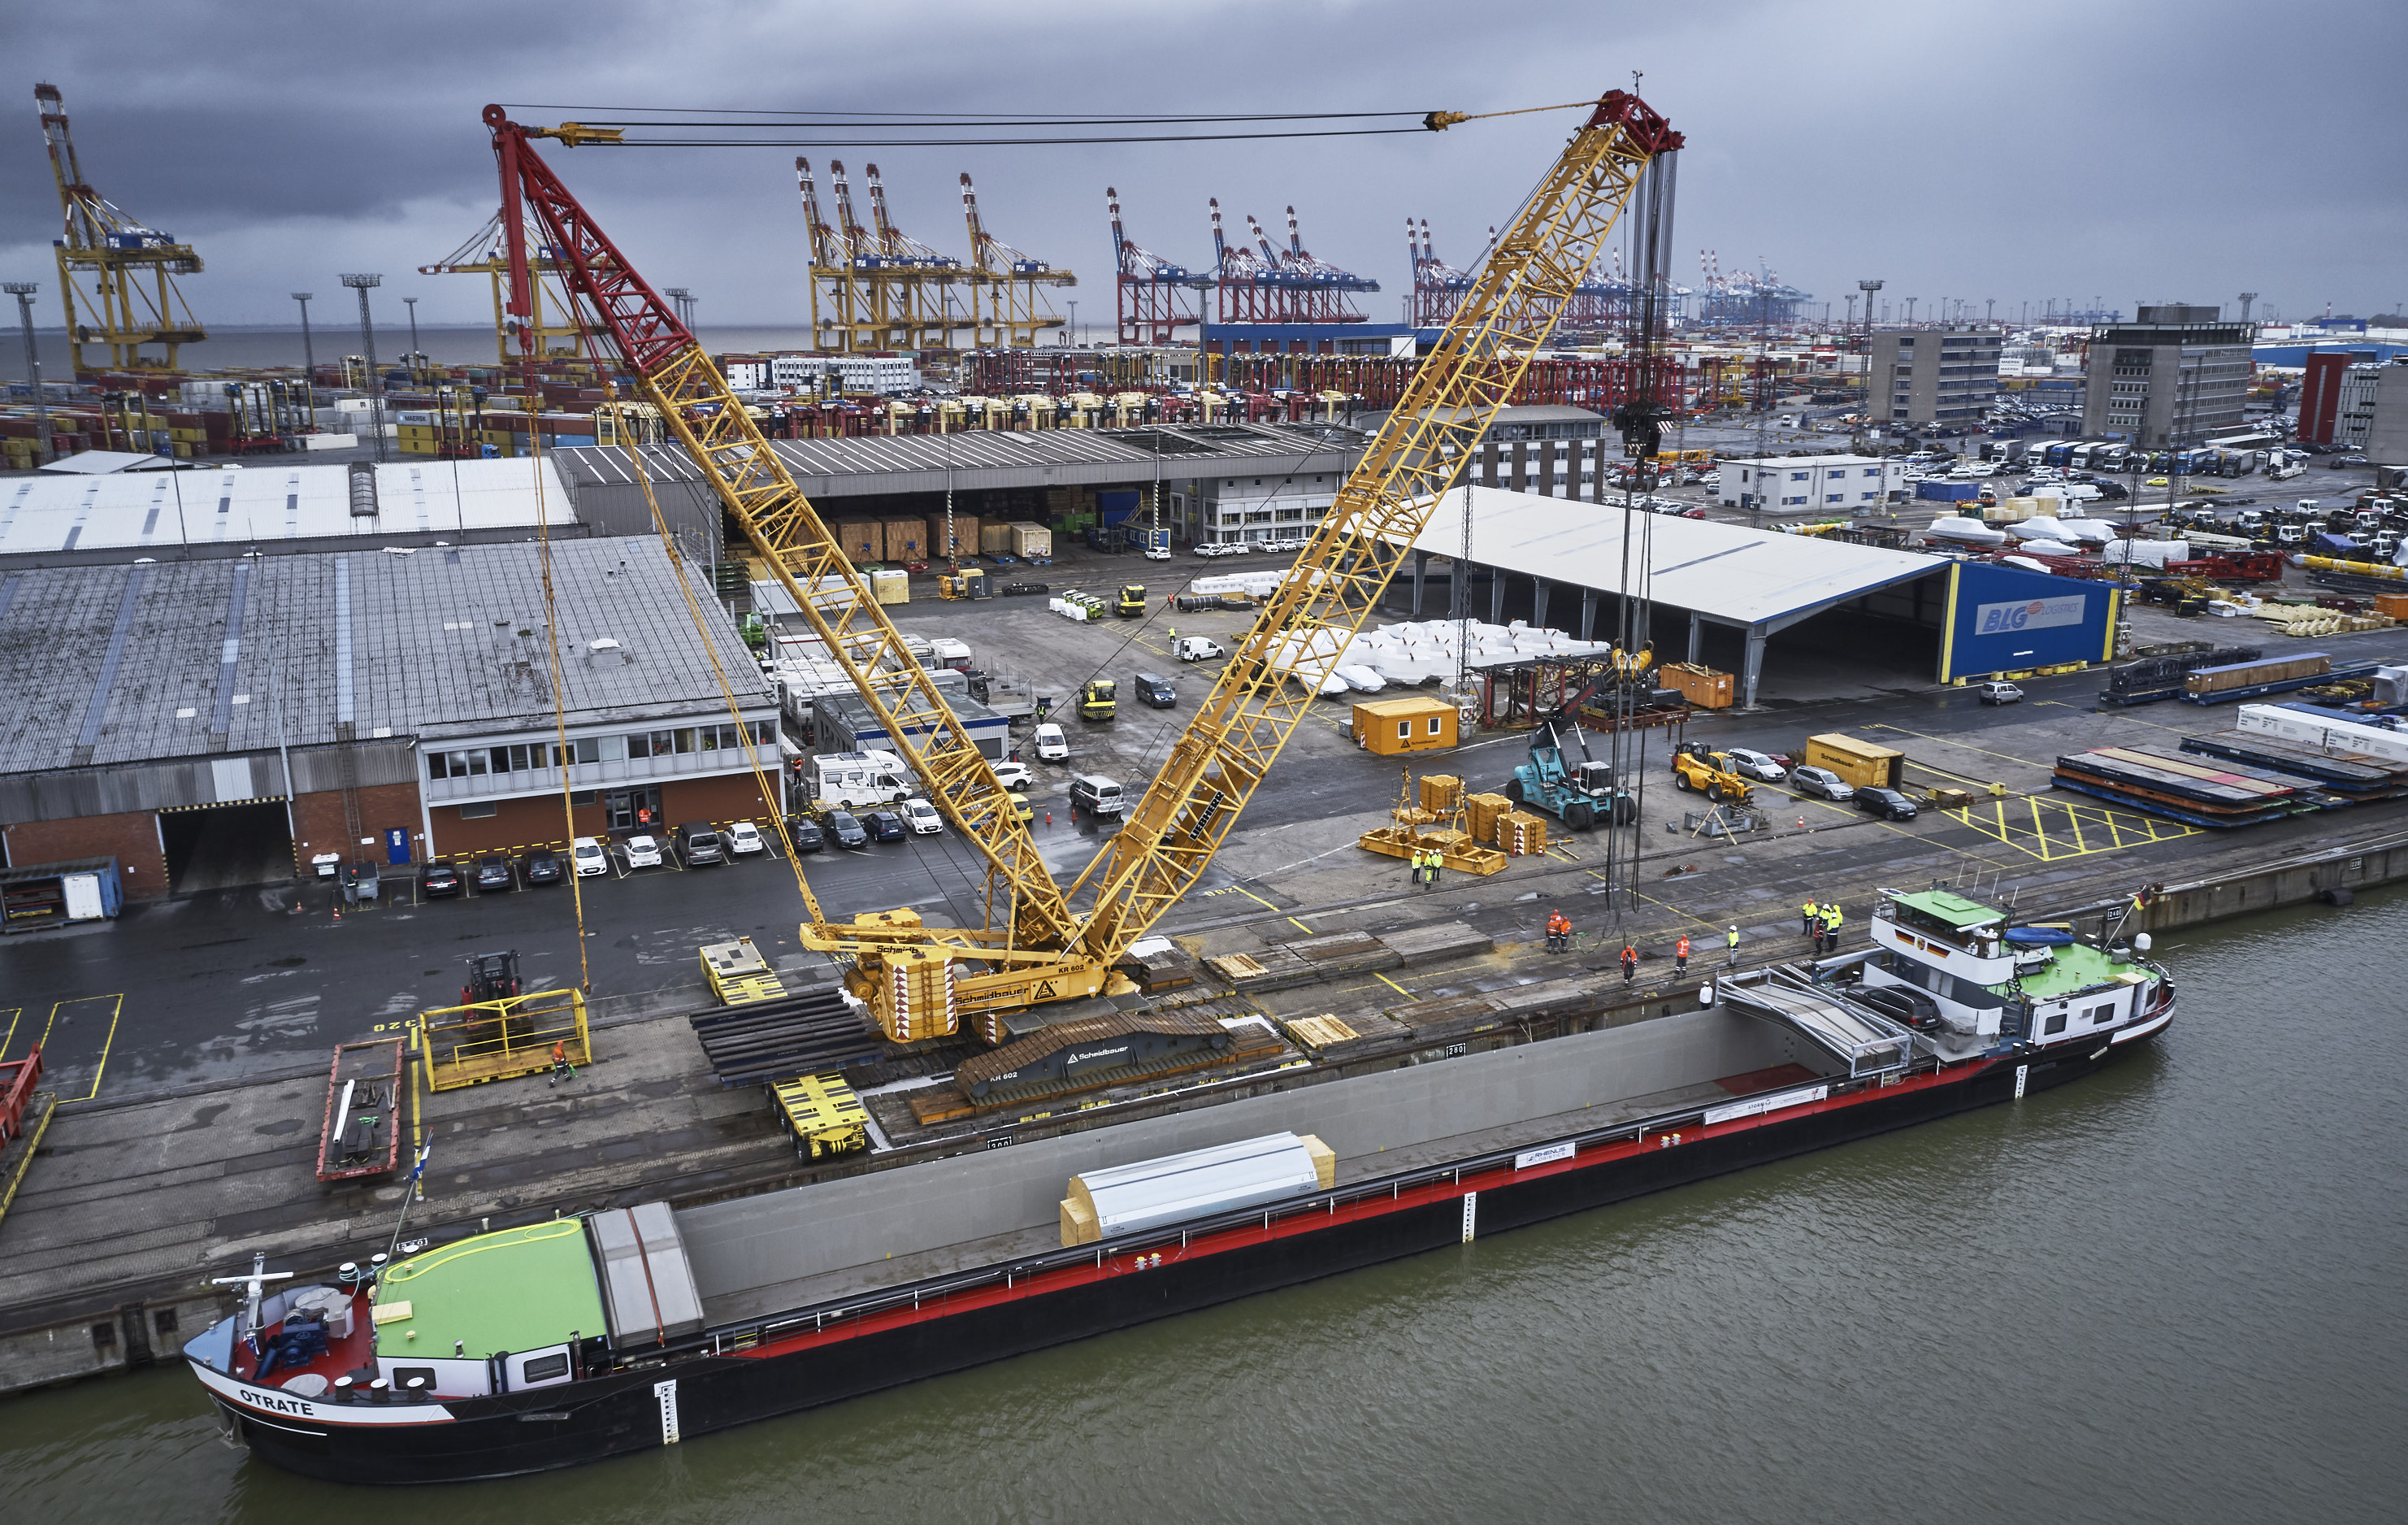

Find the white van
[[1175, 636, 1226, 663], [1032, 723, 1069, 761], [809, 749, 913, 808]]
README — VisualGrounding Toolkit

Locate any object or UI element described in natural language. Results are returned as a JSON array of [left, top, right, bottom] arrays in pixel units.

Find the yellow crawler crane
[[481, 89, 1682, 1042]]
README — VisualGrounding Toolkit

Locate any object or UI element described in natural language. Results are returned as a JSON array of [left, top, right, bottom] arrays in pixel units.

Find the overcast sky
[[5, 0, 2405, 338]]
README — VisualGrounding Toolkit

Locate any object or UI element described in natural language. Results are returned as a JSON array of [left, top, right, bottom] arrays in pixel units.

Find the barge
[[185, 886, 2174, 1484]]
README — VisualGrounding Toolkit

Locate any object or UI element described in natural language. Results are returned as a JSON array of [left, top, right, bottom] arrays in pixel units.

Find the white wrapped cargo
[[1061, 1132, 1336, 1245]]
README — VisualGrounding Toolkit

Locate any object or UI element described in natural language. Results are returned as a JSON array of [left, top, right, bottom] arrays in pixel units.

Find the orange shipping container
[[1659, 663, 1732, 710]]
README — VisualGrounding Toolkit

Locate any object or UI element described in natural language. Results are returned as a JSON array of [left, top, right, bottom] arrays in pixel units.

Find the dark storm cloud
[[4, 0, 2403, 328]]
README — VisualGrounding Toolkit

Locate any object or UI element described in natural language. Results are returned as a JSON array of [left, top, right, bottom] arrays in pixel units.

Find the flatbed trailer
[[315, 1038, 405, 1183], [0, 1045, 53, 1232], [2176, 659, 2384, 706]]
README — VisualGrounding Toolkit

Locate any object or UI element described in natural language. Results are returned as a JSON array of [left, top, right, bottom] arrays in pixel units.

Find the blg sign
[[1974, 594, 2087, 636]]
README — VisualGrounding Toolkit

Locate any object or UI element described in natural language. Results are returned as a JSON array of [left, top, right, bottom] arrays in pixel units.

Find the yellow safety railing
[[416, 988, 590, 1092]]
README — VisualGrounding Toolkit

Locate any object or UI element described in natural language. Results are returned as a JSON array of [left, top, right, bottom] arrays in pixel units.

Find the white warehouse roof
[[1396, 485, 1943, 631], [0, 455, 575, 558]]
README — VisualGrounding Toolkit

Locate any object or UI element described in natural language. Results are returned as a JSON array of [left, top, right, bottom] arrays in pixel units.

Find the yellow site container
[[1803, 733, 1904, 789], [1352, 696, 1458, 754], [870, 568, 909, 606]]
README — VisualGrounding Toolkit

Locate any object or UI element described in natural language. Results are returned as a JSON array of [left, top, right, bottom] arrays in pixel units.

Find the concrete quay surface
[[3, 596, 2406, 1394]]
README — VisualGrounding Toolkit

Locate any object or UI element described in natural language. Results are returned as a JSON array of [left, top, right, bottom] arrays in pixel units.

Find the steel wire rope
[[499, 105, 1431, 121], [624, 441, 830, 926], [571, 128, 1435, 148], [527, 411, 594, 993], [1056, 434, 1343, 701]]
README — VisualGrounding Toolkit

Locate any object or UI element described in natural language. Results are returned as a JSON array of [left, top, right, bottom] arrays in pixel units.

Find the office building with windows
[[2081, 304, 2254, 446], [1716, 454, 1906, 513], [1868, 328, 2003, 427]]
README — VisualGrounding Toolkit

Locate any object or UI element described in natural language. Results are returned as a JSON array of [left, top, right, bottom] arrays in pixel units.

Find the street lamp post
[[341, 273, 388, 463], [293, 292, 318, 393], [7, 282, 53, 464], [402, 294, 423, 380]]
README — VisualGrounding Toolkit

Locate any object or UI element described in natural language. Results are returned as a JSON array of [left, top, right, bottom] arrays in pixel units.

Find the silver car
[[1725, 748, 1788, 783], [1790, 765, 1855, 802]]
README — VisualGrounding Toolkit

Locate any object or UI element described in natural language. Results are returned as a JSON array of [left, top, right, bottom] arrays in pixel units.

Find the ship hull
[[218, 1027, 2157, 1484]]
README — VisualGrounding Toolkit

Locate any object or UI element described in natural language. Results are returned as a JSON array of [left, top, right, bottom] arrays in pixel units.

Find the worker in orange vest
[[1545, 910, 1568, 954], [1620, 942, 1638, 982], [1675, 934, 1690, 975]]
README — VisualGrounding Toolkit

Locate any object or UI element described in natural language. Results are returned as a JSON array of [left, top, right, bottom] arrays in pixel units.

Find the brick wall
[[2, 811, 168, 901], [427, 792, 606, 861], [421, 772, 781, 861], [291, 783, 424, 871], [659, 771, 779, 830]]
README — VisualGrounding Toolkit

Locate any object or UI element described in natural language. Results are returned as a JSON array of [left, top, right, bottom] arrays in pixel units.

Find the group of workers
[[1802, 897, 1846, 957], [1542, 919, 1746, 974], [1408, 845, 1447, 890]]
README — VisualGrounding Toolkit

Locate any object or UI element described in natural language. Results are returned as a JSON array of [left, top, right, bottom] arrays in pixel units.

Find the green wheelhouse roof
[[1888, 889, 2004, 930], [375, 1220, 605, 1359]]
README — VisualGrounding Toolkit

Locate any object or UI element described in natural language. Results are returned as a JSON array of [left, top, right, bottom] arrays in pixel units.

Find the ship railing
[[674, 1064, 1916, 1362]]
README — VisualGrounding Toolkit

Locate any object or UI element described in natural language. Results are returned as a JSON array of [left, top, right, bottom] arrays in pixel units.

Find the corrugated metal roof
[[0, 537, 766, 776], [1397, 486, 1945, 630], [550, 423, 1367, 500], [0, 457, 574, 558]]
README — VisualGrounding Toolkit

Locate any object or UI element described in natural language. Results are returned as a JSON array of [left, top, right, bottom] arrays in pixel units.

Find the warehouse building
[[549, 424, 1368, 553], [0, 537, 775, 897], [0, 456, 580, 567], [1387, 487, 2111, 706]]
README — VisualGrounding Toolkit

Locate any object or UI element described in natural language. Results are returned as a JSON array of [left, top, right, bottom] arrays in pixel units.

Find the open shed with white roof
[[1386, 486, 1955, 706]]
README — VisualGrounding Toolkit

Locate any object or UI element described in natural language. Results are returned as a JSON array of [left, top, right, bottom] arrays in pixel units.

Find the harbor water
[[5, 891, 2402, 1523]]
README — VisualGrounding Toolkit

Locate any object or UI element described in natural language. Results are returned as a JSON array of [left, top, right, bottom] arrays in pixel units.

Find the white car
[[571, 836, 609, 877], [725, 819, 767, 856], [1725, 748, 1787, 783], [991, 758, 1033, 789], [623, 834, 664, 870], [1033, 722, 1069, 761], [1142, 545, 1171, 561], [903, 798, 944, 835]]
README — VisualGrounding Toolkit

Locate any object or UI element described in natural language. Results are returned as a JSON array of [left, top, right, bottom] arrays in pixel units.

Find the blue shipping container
[[1917, 480, 1981, 502]]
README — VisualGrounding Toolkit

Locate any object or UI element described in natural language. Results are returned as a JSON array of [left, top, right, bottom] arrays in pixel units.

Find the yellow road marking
[[46, 994, 125, 1103], [1234, 885, 1312, 934], [0, 1007, 19, 1062], [1946, 795, 2198, 862], [1373, 972, 1414, 1000], [1865, 722, 2048, 770]]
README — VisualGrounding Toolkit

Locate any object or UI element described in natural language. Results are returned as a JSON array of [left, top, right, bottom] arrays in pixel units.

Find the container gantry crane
[[483, 89, 1682, 1041], [1109, 186, 1212, 345], [961, 172, 1074, 350], [36, 82, 206, 376]]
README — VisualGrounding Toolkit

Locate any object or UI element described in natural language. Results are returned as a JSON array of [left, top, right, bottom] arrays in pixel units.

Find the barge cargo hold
[[184, 888, 2176, 1484]]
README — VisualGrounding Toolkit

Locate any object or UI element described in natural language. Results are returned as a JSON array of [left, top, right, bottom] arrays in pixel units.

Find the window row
[[428, 720, 776, 780]]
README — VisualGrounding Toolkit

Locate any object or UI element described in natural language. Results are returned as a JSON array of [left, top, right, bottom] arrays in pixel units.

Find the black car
[[784, 814, 825, 854], [1855, 787, 1920, 821], [822, 809, 870, 849], [672, 821, 725, 867], [523, 849, 564, 885], [473, 854, 514, 893], [419, 860, 463, 898], [862, 808, 906, 843]]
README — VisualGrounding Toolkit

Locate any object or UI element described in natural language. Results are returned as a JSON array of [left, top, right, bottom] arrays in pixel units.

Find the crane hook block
[[1423, 111, 1469, 132]]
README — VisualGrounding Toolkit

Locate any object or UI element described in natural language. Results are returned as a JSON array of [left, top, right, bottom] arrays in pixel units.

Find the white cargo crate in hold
[[1060, 1132, 1336, 1246]]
